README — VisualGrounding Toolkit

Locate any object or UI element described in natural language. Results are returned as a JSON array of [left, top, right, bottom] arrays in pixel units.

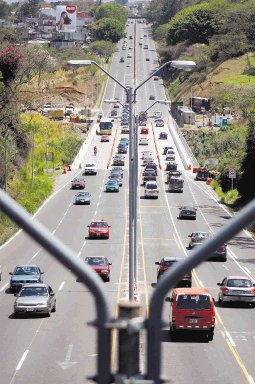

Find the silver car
[[14, 283, 56, 317], [188, 232, 209, 249], [218, 276, 255, 306], [74, 191, 91, 205]]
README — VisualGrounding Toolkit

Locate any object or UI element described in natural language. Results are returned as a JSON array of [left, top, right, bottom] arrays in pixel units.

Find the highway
[[0, 18, 255, 384]]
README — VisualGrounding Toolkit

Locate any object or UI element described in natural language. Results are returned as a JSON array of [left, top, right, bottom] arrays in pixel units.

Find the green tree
[[18, 0, 40, 19], [89, 40, 117, 61], [166, 2, 226, 45], [95, 2, 128, 25], [237, 118, 255, 202], [91, 18, 124, 43], [0, 0, 11, 19]]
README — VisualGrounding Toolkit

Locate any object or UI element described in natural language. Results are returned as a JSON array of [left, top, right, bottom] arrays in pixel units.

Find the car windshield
[[170, 178, 183, 184], [19, 287, 48, 297], [146, 184, 157, 189], [91, 222, 108, 228], [107, 181, 117, 186], [192, 233, 208, 239], [77, 192, 89, 197], [86, 257, 107, 265], [176, 295, 211, 310], [14, 266, 38, 275], [86, 164, 95, 167], [227, 279, 252, 288]]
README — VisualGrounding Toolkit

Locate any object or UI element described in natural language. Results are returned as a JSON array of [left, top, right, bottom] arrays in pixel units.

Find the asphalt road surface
[[0, 19, 254, 384]]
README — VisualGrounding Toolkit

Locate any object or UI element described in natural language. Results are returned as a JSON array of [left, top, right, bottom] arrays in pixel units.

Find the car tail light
[[172, 316, 176, 323], [161, 266, 168, 271], [211, 315, 215, 322], [223, 287, 229, 293], [250, 288, 255, 293]]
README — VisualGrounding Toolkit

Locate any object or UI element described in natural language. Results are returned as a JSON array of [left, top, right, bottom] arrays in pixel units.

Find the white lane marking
[[222, 265, 229, 270], [52, 229, 56, 235], [59, 281, 65, 291], [58, 220, 63, 226], [69, 202, 72, 207], [94, 210, 97, 216], [16, 350, 29, 370], [97, 201, 100, 207], [244, 266, 251, 274], [64, 211, 68, 216], [196, 277, 204, 287], [0, 282, 8, 292], [249, 376, 255, 384], [225, 331, 236, 347], [31, 250, 40, 259]]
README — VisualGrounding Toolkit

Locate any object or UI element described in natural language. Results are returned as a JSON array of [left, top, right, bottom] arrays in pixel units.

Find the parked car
[[9, 265, 44, 293], [85, 256, 112, 282], [74, 191, 91, 205], [71, 178, 85, 189], [144, 181, 159, 199], [166, 288, 215, 341], [87, 220, 111, 239], [188, 232, 209, 249], [14, 283, 56, 317], [218, 276, 255, 306], [105, 180, 119, 192], [84, 163, 97, 175], [155, 257, 192, 286], [179, 206, 196, 220]]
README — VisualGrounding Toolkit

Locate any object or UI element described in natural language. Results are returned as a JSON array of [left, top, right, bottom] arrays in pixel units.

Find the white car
[[141, 150, 153, 159], [127, 53, 132, 58], [153, 111, 162, 118], [139, 137, 149, 145], [84, 163, 97, 175], [144, 181, 159, 199], [143, 155, 154, 166]]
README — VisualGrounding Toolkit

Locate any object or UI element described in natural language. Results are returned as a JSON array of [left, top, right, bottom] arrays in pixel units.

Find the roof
[[21, 283, 48, 288], [161, 257, 184, 262], [174, 287, 211, 295]]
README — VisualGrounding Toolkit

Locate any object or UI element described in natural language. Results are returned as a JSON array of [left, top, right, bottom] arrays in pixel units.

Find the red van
[[166, 287, 215, 341], [140, 127, 149, 134]]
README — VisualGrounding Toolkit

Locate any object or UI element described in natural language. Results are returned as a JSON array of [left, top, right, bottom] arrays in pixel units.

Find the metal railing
[[0, 189, 255, 383]]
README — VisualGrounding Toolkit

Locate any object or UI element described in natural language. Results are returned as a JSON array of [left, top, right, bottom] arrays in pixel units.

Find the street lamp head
[[170, 60, 196, 71], [68, 60, 92, 66]]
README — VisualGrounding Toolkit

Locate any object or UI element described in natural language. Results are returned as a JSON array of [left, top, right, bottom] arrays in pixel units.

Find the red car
[[87, 220, 111, 239], [140, 127, 149, 134], [85, 256, 112, 282], [71, 177, 85, 189]]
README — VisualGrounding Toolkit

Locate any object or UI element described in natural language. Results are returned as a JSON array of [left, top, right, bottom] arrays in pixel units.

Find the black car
[[159, 132, 167, 139], [155, 257, 192, 286], [165, 162, 177, 171], [144, 163, 158, 176], [142, 169, 157, 186], [111, 109, 118, 117], [149, 95, 155, 100], [118, 143, 127, 154], [179, 206, 196, 220], [120, 57, 125, 63], [163, 146, 173, 155], [166, 170, 182, 183]]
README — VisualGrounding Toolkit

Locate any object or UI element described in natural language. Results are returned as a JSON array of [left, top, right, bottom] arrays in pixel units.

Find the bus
[[99, 118, 113, 135]]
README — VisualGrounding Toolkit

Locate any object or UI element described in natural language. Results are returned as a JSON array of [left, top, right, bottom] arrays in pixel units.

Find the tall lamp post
[[68, 59, 196, 301]]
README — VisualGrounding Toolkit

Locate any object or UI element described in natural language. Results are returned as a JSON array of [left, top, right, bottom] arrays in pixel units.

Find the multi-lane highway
[[0, 19, 255, 384]]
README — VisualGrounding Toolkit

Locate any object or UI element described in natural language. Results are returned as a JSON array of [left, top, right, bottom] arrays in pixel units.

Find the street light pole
[[68, 59, 196, 301], [32, 123, 35, 187]]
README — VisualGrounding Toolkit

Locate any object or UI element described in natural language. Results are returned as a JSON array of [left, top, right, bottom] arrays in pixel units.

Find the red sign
[[66, 5, 76, 14]]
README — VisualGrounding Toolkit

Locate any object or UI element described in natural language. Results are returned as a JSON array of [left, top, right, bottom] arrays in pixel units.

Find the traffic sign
[[229, 168, 236, 179]]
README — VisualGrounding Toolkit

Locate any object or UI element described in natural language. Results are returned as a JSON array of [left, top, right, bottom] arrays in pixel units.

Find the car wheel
[[207, 331, 214, 341], [171, 328, 178, 341], [250, 302, 255, 308], [52, 303, 56, 312], [47, 310, 51, 317]]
